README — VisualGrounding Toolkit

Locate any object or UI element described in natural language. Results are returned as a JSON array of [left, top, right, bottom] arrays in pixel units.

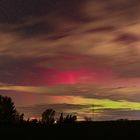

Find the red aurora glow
[[42, 68, 114, 85]]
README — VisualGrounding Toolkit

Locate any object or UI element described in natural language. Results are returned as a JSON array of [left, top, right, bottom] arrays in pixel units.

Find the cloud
[[0, 84, 140, 102]]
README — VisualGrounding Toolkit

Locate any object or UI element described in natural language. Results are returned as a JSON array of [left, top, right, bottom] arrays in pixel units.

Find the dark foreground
[[1, 121, 140, 139]]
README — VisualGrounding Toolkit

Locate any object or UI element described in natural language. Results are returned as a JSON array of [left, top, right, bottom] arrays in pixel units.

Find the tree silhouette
[[42, 109, 56, 124], [64, 114, 77, 123], [0, 95, 17, 123], [58, 113, 64, 123], [15, 112, 24, 123]]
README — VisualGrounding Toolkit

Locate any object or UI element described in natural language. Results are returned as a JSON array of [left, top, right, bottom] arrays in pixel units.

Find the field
[[0, 121, 140, 139]]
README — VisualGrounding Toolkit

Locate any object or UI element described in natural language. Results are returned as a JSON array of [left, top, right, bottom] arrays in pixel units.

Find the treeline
[[0, 95, 77, 125]]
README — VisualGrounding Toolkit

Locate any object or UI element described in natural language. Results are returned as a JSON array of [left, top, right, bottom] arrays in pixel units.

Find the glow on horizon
[[1, 84, 140, 111], [61, 96, 140, 111]]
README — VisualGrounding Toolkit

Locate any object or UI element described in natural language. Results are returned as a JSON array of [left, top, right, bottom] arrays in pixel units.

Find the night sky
[[0, 0, 140, 120]]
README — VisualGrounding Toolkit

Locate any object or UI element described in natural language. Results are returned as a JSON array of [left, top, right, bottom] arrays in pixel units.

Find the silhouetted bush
[[116, 119, 129, 121], [42, 109, 56, 124], [63, 114, 77, 123], [58, 113, 64, 124], [84, 117, 92, 122]]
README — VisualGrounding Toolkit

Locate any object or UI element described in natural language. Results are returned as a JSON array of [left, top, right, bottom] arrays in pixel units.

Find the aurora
[[0, 0, 140, 120]]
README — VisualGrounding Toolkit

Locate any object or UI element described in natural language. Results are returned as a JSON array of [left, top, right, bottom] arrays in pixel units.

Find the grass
[[0, 120, 140, 139]]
